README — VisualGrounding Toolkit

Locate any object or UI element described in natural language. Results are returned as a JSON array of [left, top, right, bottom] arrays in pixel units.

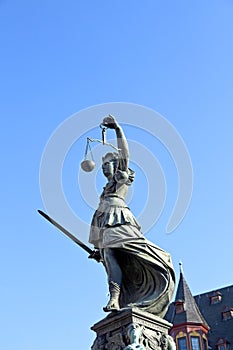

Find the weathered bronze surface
[[89, 115, 175, 317]]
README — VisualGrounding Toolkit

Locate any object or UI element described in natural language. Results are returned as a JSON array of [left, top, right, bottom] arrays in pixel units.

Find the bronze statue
[[88, 115, 175, 317]]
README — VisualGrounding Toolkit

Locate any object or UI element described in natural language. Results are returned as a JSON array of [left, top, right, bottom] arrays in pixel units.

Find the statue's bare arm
[[102, 115, 129, 170]]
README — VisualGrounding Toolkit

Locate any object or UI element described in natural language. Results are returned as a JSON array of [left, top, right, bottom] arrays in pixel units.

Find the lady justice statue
[[88, 115, 175, 318]]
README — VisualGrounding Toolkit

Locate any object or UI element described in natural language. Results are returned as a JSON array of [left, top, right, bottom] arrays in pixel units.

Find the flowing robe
[[89, 168, 175, 318]]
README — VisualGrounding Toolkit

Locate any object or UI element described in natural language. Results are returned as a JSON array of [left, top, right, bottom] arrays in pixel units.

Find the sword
[[38, 209, 94, 255]]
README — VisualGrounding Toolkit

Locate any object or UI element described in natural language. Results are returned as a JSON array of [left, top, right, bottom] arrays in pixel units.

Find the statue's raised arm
[[101, 115, 129, 171]]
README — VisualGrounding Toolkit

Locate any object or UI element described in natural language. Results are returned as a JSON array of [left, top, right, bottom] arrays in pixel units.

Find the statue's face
[[102, 159, 115, 178]]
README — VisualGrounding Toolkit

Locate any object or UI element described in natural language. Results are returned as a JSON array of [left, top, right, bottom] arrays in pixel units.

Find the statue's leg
[[104, 248, 122, 284], [103, 248, 122, 312]]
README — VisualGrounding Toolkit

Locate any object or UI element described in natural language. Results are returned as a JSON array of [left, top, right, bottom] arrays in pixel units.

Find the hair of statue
[[102, 152, 119, 164]]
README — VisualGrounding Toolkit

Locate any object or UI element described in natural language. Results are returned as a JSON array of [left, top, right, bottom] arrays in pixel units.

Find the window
[[175, 300, 185, 314], [222, 306, 233, 321], [191, 336, 201, 350], [211, 296, 222, 304], [203, 337, 208, 350], [216, 338, 229, 350], [209, 291, 222, 304], [178, 337, 187, 350]]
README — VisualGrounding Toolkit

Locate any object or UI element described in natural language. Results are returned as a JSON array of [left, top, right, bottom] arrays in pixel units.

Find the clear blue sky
[[1, 1, 233, 349]]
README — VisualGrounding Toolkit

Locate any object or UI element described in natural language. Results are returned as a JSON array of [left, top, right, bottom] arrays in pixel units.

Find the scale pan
[[80, 160, 95, 172]]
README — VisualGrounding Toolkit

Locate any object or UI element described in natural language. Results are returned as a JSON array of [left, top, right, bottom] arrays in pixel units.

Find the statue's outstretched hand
[[102, 115, 119, 129]]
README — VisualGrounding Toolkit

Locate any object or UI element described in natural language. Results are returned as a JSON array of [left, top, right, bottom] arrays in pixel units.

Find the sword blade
[[38, 210, 93, 255]]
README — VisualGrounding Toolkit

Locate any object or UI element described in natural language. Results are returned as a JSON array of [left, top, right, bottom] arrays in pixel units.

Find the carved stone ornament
[[124, 323, 144, 350], [91, 308, 175, 350], [106, 333, 126, 350]]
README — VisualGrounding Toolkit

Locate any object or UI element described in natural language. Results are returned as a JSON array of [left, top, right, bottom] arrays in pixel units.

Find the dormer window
[[216, 338, 229, 350], [175, 300, 185, 314], [222, 306, 233, 321], [209, 291, 222, 304]]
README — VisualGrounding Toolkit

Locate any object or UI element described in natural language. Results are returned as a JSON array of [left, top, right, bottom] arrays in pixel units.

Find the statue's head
[[102, 152, 118, 178]]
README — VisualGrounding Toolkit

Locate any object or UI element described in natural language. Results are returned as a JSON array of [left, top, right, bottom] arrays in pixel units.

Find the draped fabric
[[89, 199, 141, 248], [102, 225, 175, 318], [89, 166, 175, 317], [89, 170, 140, 248]]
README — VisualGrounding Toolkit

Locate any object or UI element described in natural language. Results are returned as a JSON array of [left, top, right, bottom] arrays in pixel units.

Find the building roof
[[165, 265, 208, 327], [165, 264, 233, 350], [194, 285, 233, 349]]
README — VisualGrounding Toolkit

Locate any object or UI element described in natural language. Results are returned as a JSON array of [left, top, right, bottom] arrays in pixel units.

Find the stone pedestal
[[91, 308, 175, 350]]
